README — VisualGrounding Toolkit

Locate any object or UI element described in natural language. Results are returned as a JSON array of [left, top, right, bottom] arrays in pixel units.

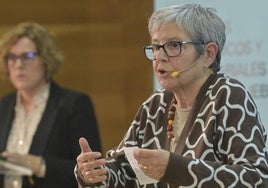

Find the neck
[[20, 81, 47, 113], [174, 70, 211, 108], [174, 93, 197, 108]]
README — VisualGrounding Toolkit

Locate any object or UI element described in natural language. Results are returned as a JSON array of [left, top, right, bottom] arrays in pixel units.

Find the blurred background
[[0, 0, 154, 153]]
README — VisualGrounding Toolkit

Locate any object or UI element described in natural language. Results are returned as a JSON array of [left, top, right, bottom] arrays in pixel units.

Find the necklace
[[166, 69, 214, 142], [167, 97, 177, 142]]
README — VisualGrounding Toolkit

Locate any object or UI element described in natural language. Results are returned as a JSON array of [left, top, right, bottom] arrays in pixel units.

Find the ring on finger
[[143, 165, 148, 173]]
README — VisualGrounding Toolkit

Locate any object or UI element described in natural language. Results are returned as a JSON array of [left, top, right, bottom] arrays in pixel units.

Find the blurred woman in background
[[0, 22, 102, 188]]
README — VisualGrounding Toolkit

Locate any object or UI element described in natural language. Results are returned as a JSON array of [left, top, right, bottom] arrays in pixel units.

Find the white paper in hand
[[124, 147, 158, 185]]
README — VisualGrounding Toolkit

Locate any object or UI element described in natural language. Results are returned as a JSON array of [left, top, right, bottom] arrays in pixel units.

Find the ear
[[203, 42, 218, 68]]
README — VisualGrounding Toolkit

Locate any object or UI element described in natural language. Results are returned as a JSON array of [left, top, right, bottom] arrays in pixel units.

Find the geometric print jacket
[[85, 74, 268, 188]]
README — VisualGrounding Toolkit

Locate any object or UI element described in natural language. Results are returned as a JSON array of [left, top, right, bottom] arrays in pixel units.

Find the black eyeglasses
[[144, 41, 204, 61], [4, 51, 39, 65]]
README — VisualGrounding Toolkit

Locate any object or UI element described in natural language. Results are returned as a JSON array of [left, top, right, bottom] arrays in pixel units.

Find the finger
[[79, 137, 92, 153], [84, 166, 107, 176], [134, 148, 152, 159], [1, 151, 8, 157], [83, 168, 107, 183], [84, 173, 107, 184], [4, 153, 25, 165], [4, 153, 19, 161]]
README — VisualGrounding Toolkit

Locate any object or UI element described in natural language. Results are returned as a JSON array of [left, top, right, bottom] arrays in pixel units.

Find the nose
[[154, 47, 168, 61], [12, 57, 25, 66]]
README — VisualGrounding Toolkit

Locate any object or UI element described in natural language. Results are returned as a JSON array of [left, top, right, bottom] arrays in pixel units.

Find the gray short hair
[[148, 3, 226, 73]]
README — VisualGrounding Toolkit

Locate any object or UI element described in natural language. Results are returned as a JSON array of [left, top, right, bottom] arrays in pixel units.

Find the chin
[[160, 82, 177, 92], [15, 83, 29, 91], [159, 82, 170, 90]]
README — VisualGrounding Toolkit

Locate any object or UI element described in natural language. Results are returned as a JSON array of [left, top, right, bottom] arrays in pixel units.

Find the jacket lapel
[[0, 94, 16, 151], [174, 74, 217, 155], [29, 82, 59, 155]]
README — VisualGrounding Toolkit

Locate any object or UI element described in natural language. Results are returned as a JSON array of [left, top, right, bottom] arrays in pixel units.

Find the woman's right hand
[[77, 137, 107, 184]]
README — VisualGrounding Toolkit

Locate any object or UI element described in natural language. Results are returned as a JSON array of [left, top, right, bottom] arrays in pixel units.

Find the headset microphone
[[171, 55, 201, 78], [171, 71, 179, 77]]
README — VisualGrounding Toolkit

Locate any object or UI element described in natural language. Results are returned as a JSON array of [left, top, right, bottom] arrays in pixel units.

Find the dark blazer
[[0, 81, 102, 188]]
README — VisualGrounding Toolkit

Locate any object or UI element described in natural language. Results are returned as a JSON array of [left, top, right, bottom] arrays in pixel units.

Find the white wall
[[154, 0, 268, 140]]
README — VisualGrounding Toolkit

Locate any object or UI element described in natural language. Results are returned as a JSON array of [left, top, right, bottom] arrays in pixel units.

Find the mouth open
[[157, 69, 173, 77], [158, 69, 166, 74]]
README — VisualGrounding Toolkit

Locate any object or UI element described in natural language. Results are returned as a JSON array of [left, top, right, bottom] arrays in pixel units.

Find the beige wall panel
[[0, 0, 153, 153]]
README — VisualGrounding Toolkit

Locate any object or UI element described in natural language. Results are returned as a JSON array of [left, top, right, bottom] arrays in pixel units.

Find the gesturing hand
[[133, 148, 170, 180], [76, 137, 107, 184]]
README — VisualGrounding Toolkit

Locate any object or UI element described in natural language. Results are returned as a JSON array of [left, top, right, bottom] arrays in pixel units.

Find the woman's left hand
[[2, 151, 43, 176], [133, 148, 170, 180]]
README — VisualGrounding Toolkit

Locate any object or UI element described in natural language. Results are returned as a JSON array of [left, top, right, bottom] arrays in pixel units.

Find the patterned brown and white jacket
[[81, 73, 268, 188]]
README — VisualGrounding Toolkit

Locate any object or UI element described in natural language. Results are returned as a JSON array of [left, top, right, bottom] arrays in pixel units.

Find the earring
[[208, 68, 214, 75]]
